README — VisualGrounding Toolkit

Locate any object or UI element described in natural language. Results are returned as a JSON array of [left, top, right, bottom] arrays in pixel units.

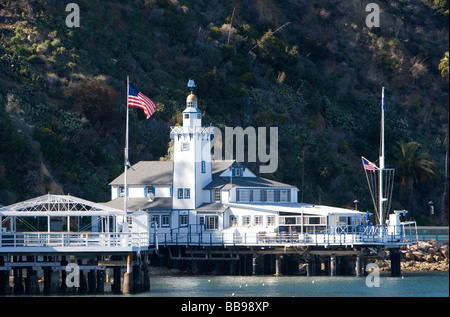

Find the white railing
[[150, 226, 418, 247], [0, 232, 148, 250]]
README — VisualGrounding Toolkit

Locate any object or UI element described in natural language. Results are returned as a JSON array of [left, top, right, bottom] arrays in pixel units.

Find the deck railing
[[150, 232, 417, 246], [150, 225, 418, 247], [0, 232, 149, 250]]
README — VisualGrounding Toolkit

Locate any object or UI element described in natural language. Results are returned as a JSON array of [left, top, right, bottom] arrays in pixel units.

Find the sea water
[[134, 272, 449, 297]]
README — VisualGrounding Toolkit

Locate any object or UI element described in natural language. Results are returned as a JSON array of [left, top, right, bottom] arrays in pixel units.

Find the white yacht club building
[[103, 84, 415, 248]]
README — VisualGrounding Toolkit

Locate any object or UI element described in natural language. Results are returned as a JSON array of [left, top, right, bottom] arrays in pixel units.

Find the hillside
[[0, 0, 448, 224]]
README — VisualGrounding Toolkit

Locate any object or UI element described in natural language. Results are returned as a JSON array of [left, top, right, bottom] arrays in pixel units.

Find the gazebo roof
[[0, 194, 124, 217]]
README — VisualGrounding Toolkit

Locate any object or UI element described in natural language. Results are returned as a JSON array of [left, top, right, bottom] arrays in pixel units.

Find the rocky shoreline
[[376, 240, 449, 273]]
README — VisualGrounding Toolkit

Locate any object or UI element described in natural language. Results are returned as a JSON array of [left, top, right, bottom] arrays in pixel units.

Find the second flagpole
[[124, 75, 130, 222]]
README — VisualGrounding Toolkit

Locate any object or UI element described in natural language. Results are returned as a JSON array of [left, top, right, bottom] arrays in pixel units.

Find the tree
[[438, 51, 449, 77], [393, 141, 436, 218]]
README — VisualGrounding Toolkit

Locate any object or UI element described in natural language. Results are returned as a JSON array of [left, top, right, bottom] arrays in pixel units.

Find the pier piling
[[390, 249, 401, 277]]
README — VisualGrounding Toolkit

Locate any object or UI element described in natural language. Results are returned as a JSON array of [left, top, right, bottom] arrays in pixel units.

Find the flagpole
[[379, 87, 385, 225], [124, 75, 130, 222]]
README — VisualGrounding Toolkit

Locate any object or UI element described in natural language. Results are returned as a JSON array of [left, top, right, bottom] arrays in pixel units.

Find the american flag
[[381, 87, 385, 111], [362, 157, 378, 171], [128, 84, 156, 119]]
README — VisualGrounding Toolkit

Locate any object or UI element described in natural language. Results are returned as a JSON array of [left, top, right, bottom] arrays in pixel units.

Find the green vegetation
[[0, 0, 448, 224]]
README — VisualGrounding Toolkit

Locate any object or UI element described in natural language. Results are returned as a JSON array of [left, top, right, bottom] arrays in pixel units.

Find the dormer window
[[235, 168, 241, 176]]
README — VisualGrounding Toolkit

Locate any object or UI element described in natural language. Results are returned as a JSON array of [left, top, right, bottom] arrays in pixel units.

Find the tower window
[[177, 188, 183, 199], [181, 142, 189, 151], [201, 161, 206, 173], [185, 188, 191, 199]]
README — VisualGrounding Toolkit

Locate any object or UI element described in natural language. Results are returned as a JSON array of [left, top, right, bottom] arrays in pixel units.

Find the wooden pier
[[149, 245, 401, 277], [0, 252, 150, 295]]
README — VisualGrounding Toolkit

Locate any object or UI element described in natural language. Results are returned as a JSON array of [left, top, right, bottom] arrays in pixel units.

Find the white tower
[[171, 80, 214, 210]]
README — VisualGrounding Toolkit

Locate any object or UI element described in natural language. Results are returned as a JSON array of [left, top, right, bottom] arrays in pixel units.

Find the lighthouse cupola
[[183, 80, 202, 127]]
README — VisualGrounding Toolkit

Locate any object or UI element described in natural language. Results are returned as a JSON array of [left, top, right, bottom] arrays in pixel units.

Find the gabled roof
[[108, 159, 297, 191], [101, 197, 172, 212], [0, 194, 124, 216], [109, 160, 236, 187], [205, 160, 297, 190], [109, 161, 173, 186]]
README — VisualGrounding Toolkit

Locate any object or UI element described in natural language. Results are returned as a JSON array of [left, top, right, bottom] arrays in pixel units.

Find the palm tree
[[393, 141, 436, 217]]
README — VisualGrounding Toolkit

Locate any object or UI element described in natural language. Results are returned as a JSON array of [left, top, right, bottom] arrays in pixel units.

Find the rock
[[440, 245, 449, 259], [412, 251, 424, 261], [404, 251, 415, 261], [418, 241, 430, 252], [427, 247, 436, 256], [425, 254, 435, 263], [434, 254, 444, 262]]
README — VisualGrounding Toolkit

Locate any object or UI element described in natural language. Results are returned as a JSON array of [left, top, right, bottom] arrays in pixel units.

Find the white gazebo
[[0, 194, 149, 253]]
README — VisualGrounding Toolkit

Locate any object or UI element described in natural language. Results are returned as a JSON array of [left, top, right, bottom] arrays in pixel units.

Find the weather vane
[[187, 79, 196, 92]]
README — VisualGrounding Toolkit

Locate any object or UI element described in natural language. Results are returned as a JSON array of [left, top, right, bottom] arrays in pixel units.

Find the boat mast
[[379, 87, 385, 225]]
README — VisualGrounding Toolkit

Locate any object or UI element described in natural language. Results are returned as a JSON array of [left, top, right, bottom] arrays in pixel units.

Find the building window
[[184, 114, 190, 119], [309, 217, 321, 225], [242, 216, 250, 226], [252, 189, 262, 202], [185, 188, 191, 199], [197, 114, 201, 119], [162, 215, 170, 227], [266, 190, 275, 202], [119, 187, 125, 197], [178, 188, 183, 199], [230, 216, 237, 227], [214, 189, 221, 202], [180, 215, 188, 226], [201, 161, 206, 173], [279, 190, 289, 202], [181, 142, 189, 151], [146, 186, 154, 197], [151, 215, 159, 227], [267, 216, 275, 226], [206, 216, 218, 230], [237, 189, 250, 202], [255, 215, 263, 226]]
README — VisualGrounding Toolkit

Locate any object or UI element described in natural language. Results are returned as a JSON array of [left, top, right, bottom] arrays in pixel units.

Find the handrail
[[0, 231, 148, 249]]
